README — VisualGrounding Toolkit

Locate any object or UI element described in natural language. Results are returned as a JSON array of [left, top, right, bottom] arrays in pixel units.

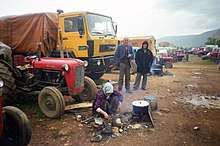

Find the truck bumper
[[83, 55, 114, 74]]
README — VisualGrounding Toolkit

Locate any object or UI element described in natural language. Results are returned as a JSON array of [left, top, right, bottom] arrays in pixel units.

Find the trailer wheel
[[0, 106, 31, 146], [78, 76, 97, 101], [0, 63, 16, 105], [38, 87, 65, 118], [164, 62, 173, 68]]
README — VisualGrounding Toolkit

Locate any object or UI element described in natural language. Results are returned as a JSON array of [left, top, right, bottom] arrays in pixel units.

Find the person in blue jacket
[[133, 40, 153, 90], [114, 37, 134, 93]]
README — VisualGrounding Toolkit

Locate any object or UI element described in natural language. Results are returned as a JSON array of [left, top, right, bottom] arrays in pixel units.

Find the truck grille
[[75, 65, 84, 88], [99, 44, 116, 52]]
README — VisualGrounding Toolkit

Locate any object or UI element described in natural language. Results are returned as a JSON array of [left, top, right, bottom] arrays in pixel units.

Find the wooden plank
[[64, 102, 92, 111]]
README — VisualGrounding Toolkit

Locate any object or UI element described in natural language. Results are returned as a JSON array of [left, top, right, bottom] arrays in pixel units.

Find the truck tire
[[78, 76, 97, 101], [88, 73, 104, 80], [0, 63, 16, 105], [130, 60, 137, 74], [38, 87, 65, 118], [164, 62, 173, 68], [0, 106, 31, 146]]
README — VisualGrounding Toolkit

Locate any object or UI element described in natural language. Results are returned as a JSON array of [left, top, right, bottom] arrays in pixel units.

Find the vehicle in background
[[0, 11, 118, 80]]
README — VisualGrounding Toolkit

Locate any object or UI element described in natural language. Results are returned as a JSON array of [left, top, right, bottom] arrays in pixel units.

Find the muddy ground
[[19, 55, 220, 146]]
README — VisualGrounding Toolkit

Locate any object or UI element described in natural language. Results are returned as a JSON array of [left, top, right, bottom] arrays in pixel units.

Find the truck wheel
[[88, 73, 104, 80], [78, 76, 97, 101], [0, 63, 16, 105], [0, 106, 31, 146], [164, 62, 173, 68], [38, 87, 65, 118], [130, 60, 137, 74]]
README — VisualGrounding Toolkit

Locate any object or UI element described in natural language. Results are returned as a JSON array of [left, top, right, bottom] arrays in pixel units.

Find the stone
[[193, 126, 199, 130], [133, 124, 142, 129], [160, 108, 170, 113], [119, 128, 123, 133], [155, 111, 163, 116], [112, 127, 119, 134]]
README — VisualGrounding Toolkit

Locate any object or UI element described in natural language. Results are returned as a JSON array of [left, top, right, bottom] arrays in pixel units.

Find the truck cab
[[57, 11, 118, 79]]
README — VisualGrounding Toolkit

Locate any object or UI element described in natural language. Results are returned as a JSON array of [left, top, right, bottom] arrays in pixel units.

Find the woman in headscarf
[[133, 40, 153, 90], [93, 82, 123, 119]]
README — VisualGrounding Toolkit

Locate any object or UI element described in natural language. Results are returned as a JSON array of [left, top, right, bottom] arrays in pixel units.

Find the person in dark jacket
[[93, 82, 123, 119], [133, 40, 153, 90], [114, 37, 134, 93]]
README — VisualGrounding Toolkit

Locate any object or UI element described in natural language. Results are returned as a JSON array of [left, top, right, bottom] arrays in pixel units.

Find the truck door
[[61, 16, 88, 58]]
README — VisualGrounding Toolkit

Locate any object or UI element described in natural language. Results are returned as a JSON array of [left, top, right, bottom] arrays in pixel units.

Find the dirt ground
[[20, 55, 220, 146]]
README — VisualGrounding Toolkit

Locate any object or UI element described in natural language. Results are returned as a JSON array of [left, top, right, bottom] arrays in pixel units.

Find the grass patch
[[51, 130, 63, 139]]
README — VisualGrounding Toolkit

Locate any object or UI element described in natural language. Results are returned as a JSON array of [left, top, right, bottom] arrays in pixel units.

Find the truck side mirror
[[0, 78, 3, 88], [77, 17, 84, 37], [113, 22, 117, 34]]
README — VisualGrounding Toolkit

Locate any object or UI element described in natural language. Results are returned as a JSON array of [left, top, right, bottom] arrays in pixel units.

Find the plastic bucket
[[144, 96, 158, 111]]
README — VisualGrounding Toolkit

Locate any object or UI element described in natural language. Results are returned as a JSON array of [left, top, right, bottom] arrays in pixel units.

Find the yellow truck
[[0, 11, 118, 79]]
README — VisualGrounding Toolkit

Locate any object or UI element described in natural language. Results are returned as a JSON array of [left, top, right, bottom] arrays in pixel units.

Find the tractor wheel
[[78, 76, 97, 101], [87, 73, 104, 80], [0, 106, 31, 146], [164, 62, 173, 68], [173, 56, 178, 62], [130, 60, 137, 74], [0, 63, 16, 105], [38, 87, 65, 118]]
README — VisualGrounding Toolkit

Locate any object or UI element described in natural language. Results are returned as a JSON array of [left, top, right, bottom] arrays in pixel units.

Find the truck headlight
[[84, 60, 88, 67], [97, 60, 101, 65], [62, 64, 69, 72]]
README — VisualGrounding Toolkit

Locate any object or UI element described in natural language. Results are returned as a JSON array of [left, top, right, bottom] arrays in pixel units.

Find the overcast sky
[[1, 0, 219, 39]]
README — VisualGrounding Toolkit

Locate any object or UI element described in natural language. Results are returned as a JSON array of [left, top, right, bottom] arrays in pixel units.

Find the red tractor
[[158, 56, 173, 68], [0, 78, 32, 146], [0, 42, 97, 118]]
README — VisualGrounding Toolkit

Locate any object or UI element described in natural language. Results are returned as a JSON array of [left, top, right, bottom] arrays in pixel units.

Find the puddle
[[191, 76, 206, 79], [183, 94, 220, 109], [192, 71, 202, 75], [186, 83, 199, 88]]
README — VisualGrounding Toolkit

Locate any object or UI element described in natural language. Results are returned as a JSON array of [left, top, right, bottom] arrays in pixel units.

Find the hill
[[157, 28, 220, 48]]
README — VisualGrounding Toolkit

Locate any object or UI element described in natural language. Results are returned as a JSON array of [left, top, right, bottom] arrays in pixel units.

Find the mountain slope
[[157, 29, 220, 48]]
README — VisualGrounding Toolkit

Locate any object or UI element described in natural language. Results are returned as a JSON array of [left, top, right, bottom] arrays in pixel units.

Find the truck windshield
[[86, 13, 115, 36]]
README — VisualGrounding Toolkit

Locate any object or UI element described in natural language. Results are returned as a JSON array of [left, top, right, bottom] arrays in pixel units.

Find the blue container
[[144, 96, 158, 111]]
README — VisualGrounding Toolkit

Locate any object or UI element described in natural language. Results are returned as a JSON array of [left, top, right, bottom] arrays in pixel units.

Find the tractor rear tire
[[0, 106, 31, 146], [0, 63, 16, 105], [38, 87, 65, 118], [164, 62, 173, 68], [78, 76, 97, 101]]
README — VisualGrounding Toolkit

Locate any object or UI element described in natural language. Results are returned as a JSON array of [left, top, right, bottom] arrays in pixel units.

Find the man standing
[[114, 37, 133, 93], [133, 40, 153, 90]]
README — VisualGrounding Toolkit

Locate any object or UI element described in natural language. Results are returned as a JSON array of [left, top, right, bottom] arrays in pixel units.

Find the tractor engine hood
[[32, 58, 84, 70]]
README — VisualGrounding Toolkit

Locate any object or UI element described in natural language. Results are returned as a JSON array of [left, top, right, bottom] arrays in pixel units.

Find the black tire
[[38, 87, 65, 118], [87, 73, 104, 80], [173, 56, 178, 62], [78, 76, 97, 101], [164, 62, 173, 68], [0, 106, 31, 146], [130, 60, 137, 74], [0, 63, 16, 105]]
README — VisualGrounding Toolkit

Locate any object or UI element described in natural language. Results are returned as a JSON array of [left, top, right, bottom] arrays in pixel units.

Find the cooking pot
[[132, 100, 149, 115]]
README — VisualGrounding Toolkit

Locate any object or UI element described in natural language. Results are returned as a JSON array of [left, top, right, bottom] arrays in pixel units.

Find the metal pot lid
[[132, 100, 149, 107]]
